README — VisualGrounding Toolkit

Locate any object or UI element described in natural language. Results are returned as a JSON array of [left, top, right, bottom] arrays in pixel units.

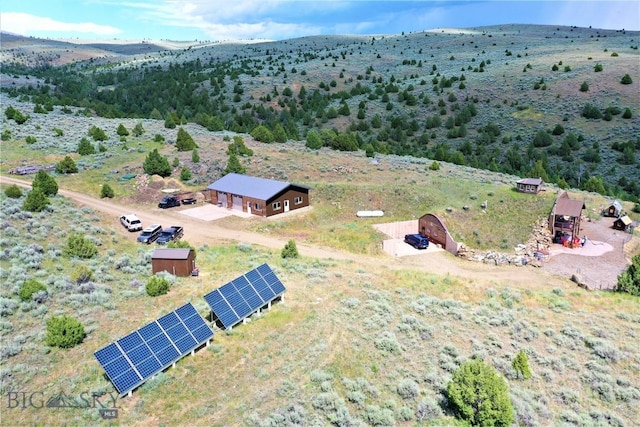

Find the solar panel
[[94, 302, 213, 397], [203, 263, 286, 329]]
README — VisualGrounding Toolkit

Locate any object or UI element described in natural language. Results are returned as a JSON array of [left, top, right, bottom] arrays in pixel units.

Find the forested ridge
[[2, 25, 639, 200]]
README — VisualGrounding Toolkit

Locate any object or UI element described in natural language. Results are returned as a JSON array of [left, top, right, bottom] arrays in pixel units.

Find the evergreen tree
[[223, 153, 246, 175], [305, 130, 323, 149], [132, 122, 145, 136], [512, 350, 532, 379], [615, 254, 640, 296], [89, 125, 108, 141], [55, 156, 78, 174], [180, 167, 192, 181], [192, 149, 200, 163], [116, 123, 129, 136], [100, 183, 114, 198], [143, 149, 172, 177], [281, 239, 299, 258], [175, 127, 197, 151], [447, 359, 514, 427], [22, 188, 50, 212], [77, 137, 96, 155], [621, 74, 633, 85], [272, 123, 288, 143], [250, 125, 274, 143], [64, 234, 98, 258], [164, 114, 176, 129], [32, 170, 58, 196]]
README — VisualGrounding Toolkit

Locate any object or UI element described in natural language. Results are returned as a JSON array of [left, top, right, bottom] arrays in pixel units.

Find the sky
[[1, 0, 639, 42]]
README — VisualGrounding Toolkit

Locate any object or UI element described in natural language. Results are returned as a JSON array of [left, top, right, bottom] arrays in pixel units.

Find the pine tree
[[22, 188, 50, 212], [32, 170, 58, 196], [143, 149, 172, 177], [77, 137, 96, 155], [223, 153, 246, 175], [55, 156, 78, 174], [512, 350, 532, 379], [175, 127, 197, 151], [100, 184, 114, 198]]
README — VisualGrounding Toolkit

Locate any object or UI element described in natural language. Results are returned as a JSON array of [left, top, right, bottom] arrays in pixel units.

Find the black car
[[158, 195, 181, 209], [404, 234, 430, 249], [156, 226, 184, 244]]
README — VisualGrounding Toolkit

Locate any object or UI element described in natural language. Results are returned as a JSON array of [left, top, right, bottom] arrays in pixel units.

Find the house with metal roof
[[613, 215, 634, 232], [206, 173, 310, 217], [516, 177, 544, 194]]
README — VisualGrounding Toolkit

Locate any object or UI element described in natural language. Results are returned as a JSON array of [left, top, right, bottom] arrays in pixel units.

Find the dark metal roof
[[152, 248, 193, 260], [206, 173, 308, 201]]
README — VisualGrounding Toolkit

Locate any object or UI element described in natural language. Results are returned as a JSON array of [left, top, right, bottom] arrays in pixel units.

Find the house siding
[[208, 184, 309, 217]]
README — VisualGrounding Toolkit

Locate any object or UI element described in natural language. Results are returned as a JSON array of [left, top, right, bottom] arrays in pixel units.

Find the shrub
[[45, 315, 85, 348], [25, 135, 36, 144], [18, 279, 47, 302], [100, 183, 114, 198], [621, 74, 633, 84], [580, 81, 589, 92], [582, 103, 602, 119], [71, 265, 93, 284], [191, 149, 200, 163], [64, 234, 98, 259], [593, 63, 603, 72], [615, 254, 640, 296], [429, 161, 440, 171], [446, 358, 514, 426], [305, 130, 323, 149], [22, 188, 50, 212], [146, 276, 171, 297], [281, 239, 299, 259], [622, 108, 632, 119], [5, 184, 23, 198], [250, 125, 274, 143], [512, 350, 532, 379], [397, 378, 420, 399]]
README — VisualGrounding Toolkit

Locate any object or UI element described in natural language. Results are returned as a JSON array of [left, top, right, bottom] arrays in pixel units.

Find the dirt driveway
[[543, 217, 633, 290], [2, 175, 633, 290]]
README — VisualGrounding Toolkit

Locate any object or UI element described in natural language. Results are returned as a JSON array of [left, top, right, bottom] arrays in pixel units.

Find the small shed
[[613, 215, 633, 232], [603, 200, 623, 218], [516, 177, 544, 194], [206, 173, 310, 217], [151, 248, 196, 277]]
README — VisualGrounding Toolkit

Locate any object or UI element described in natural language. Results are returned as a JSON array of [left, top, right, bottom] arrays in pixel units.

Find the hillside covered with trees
[[2, 25, 639, 200]]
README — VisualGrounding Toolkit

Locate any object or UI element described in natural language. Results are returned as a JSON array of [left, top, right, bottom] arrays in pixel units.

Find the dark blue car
[[404, 234, 429, 249]]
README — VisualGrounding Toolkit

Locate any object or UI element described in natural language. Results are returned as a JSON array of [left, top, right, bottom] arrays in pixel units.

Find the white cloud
[[1, 12, 122, 36]]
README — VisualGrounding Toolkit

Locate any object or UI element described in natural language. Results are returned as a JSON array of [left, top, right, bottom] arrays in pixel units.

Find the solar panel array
[[203, 263, 286, 329], [94, 302, 213, 396]]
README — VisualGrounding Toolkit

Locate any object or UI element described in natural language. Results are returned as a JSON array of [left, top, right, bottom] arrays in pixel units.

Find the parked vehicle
[[404, 233, 430, 249], [120, 214, 142, 232], [158, 195, 181, 209], [137, 224, 162, 244], [181, 197, 197, 205], [156, 226, 184, 245]]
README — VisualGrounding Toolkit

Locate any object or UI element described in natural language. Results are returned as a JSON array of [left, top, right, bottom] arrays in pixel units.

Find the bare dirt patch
[[543, 217, 634, 289]]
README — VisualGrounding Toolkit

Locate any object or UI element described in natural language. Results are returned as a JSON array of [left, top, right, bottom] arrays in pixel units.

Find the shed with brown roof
[[151, 248, 196, 277]]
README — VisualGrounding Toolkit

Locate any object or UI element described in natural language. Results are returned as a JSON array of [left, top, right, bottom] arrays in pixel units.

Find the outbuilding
[[417, 213, 460, 255], [151, 248, 196, 277], [206, 173, 310, 217], [516, 177, 544, 194], [549, 191, 586, 247], [613, 215, 633, 232], [603, 200, 623, 218]]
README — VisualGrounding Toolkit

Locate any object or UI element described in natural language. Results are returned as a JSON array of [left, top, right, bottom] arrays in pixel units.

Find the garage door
[[232, 195, 243, 210], [217, 192, 227, 207]]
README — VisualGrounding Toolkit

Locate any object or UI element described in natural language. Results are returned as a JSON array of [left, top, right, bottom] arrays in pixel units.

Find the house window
[[254, 203, 262, 210], [272, 201, 281, 210], [294, 196, 303, 205]]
